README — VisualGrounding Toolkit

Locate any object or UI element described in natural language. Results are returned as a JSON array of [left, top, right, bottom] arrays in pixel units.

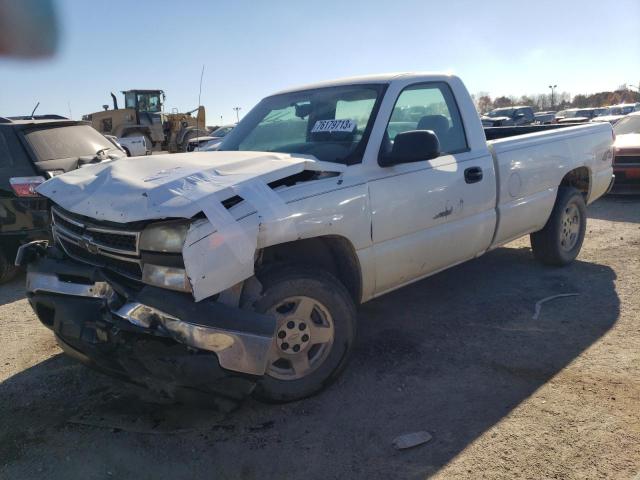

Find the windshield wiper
[[77, 147, 116, 166]]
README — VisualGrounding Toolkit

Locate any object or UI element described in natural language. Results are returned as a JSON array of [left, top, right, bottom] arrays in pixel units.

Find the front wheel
[[530, 187, 587, 266], [249, 266, 357, 403]]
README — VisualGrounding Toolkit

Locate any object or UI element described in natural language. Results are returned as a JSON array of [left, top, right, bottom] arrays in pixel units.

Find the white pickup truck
[[116, 135, 152, 157], [20, 73, 614, 404]]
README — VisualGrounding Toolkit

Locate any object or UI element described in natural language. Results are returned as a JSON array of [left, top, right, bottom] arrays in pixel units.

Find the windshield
[[613, 115, 640, 135], [124, 92, 162, 112], [218, 84, 385, 164], [563, 110, 579, 118], [575, 109, 594, 117], [24, 125, 118, 161], [212, 126, 233, 138], [486, 108, 515, 118]]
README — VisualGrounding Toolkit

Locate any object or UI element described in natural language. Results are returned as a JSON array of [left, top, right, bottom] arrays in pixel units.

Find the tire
[[181, 131, 199, 152], [249, 265, 357, 403], [0, 249, 20, 284], [530, 187, 587, 266]]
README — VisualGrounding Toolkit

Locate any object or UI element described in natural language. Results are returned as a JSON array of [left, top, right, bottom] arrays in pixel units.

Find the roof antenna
[[30, 102, 40, 119], [197, 64, 205, 144]]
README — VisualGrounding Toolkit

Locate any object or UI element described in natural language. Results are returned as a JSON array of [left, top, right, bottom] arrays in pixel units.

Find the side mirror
[[380, 130, 440, 167]]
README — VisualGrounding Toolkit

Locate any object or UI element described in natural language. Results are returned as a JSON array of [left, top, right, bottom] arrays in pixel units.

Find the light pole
[[627, 84, 639, 92], [233, 107, 241, 122], [548, 84, 557, 109]]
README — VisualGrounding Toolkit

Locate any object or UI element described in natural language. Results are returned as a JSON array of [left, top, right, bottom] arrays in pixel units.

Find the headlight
[[139, 220, 189, 253], [142, 264, 191, 292]]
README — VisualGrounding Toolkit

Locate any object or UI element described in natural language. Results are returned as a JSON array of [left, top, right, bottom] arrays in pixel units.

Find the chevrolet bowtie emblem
[[79, 236, 100, 254]]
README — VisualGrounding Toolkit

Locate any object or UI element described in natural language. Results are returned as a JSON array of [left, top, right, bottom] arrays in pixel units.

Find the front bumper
[[611, 167, 640, 194], [23, 243, 276, 400]]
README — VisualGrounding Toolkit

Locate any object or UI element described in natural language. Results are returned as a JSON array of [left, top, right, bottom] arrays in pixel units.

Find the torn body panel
[[25, 249, 276, 381], [182, 177, 373, 301], [36, 150, 350, 301]]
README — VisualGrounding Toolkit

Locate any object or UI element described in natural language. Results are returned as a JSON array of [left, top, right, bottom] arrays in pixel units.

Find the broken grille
[[51, 206, 143, 280]]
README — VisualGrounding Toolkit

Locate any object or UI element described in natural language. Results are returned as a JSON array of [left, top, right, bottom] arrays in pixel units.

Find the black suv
[[0, 117, 125, 282]]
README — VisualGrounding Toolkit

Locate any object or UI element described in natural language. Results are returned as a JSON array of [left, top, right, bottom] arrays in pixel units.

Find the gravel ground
[[0, 196, 638, 479]]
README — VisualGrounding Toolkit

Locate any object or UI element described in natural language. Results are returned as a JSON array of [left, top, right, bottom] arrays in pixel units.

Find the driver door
[[369, 82, 496, 295]]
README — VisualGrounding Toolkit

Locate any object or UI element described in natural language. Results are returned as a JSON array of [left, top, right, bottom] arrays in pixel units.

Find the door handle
[[464, 166, 483, 184]]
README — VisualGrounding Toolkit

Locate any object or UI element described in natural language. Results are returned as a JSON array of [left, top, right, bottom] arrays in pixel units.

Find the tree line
[[472, 85, 640, 113]]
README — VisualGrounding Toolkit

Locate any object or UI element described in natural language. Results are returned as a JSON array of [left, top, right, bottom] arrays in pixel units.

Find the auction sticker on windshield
[[311, 119, 356, 133]]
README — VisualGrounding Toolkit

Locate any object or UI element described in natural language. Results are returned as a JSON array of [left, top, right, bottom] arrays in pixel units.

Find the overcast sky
[[1, 0, 639, 122]]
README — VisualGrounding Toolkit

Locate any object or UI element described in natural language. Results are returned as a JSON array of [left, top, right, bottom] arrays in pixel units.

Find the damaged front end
[[20, 242, 276, 405], [22, 151, 348, 403]]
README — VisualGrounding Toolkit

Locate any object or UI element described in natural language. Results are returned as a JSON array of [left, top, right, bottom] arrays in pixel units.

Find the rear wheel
[[250, 266, 356, 403], [530, 187, 587, 266]]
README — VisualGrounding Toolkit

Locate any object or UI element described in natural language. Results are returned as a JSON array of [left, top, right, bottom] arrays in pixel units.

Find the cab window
[[385, 82, 467, 154], [137, 93, 161, 112]]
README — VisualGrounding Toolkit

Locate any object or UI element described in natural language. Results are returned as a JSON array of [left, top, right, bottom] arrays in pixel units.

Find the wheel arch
[[560, 166, 591, 200], [258, 235, 362, 304]]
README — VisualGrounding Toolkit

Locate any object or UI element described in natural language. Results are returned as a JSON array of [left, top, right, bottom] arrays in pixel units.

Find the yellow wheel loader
[[83, 90, 206, 152]]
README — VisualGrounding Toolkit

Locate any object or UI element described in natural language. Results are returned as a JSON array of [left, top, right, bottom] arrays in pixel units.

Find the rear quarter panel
[[488, 123, 613, 247]]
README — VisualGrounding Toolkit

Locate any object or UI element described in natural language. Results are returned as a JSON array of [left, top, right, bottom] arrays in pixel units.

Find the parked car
[[0, 117, 125, 282], [593, 107, 610, 117], [554, 109, 571, 122], [591, 113, 625, 125], [534, 111, 556, 124], [117, 135, 152, 156], [609, 103, 640, 116], [20, 73, 613, 403], [481, 106, 535, 126], [557, 108, 599, 124], [186, 124, 235, 152], [610, 112, 640, 193]]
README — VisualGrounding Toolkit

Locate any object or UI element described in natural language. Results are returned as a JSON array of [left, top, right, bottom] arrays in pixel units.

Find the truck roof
[[272, 71, 455, 95], [121, 89, 164, 94]]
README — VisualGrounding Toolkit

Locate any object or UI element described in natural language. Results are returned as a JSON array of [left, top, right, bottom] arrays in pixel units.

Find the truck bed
[[483, 123, 586, 141], [484, 121, 614, 249]]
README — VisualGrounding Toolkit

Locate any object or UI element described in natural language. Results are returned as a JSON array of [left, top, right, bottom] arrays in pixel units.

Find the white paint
[[36, 151, 339, 223], [35, 73, 614, 305]]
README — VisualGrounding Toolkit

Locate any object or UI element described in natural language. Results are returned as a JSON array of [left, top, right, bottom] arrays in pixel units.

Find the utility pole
[[548, 84, 557, 109], [233, 107, 241, 122]]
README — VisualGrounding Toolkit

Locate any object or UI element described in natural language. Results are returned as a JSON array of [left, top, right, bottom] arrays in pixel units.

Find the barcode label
[[311, 119, 356, 133]]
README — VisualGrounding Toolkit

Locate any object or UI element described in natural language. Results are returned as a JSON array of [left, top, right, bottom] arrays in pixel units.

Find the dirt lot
[[0, 196, 638, 479]]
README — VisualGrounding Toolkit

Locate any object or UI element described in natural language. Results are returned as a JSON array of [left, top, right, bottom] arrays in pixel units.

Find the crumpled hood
[[37, 151, 344, 223]]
